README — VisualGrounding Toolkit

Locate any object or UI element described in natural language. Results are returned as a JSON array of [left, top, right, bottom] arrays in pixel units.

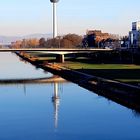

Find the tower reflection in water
[[21, 81, 62, 129], [52, 82, 60, 129]]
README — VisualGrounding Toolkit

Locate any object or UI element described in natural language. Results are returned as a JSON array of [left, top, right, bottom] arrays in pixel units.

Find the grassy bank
[[57, 62, 140, 85], [25, 52, 140, 85], [59, 62, 140, 69]]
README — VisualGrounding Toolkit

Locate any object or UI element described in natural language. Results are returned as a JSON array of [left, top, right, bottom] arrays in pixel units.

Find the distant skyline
[[0, 0, 140, 36]]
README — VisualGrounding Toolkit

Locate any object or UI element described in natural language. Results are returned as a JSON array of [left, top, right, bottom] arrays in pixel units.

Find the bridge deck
[[0, 48, 113, 52]]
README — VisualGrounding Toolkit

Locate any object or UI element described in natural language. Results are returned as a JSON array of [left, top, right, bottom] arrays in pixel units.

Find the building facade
[[129, 21, 140, 47], [84, 30, 119, 48]]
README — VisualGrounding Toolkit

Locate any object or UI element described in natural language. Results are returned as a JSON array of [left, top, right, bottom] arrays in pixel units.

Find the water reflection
[[0, 81, 140, 140], [1, 52, 140, 139], [0, 82, 61, 130], [52, 83, 60, 129], [23, 84, 27, 96]]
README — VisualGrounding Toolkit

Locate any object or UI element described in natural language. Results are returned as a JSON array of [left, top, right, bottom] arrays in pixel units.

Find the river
[[0, 52, 140, 140]]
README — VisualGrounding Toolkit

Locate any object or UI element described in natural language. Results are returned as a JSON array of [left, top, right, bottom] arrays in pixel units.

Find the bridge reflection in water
[[0, 75, 66, 84], [0, 77, 64, 129]]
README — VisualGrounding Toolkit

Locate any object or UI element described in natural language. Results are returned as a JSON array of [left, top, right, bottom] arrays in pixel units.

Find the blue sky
[[0, 0, 140, 36]]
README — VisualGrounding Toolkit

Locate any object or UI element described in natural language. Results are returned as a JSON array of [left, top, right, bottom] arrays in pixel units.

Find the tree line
[[11, 33, 120, 49], [11, 34, 83, 48]]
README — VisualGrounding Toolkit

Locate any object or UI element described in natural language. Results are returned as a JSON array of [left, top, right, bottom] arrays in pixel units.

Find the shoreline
[[15, 51, 140, 112]]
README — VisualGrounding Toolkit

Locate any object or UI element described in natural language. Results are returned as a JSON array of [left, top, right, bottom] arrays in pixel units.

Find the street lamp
[[50, 0, 59, 38]]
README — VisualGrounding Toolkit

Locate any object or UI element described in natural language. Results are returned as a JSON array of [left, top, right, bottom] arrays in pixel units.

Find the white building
[[129, 21, 140, 47]]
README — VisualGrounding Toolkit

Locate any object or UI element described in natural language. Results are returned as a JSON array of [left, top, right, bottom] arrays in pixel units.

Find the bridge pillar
[[56, 54, 64, 63]]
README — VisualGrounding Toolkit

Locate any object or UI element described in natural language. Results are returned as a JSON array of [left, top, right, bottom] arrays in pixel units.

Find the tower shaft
[[53, 3, 57, 38]]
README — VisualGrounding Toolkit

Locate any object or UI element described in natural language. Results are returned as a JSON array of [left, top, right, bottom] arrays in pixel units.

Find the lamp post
[[50, 0, 59, 39]]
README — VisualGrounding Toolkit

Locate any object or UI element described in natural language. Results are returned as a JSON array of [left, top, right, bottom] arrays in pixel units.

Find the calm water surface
[[0, 52, 52, 79], [0, 52, 140, 140]]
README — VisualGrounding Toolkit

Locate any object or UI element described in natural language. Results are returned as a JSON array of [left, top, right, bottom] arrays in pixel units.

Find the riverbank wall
[[15, 52, 140, 112]]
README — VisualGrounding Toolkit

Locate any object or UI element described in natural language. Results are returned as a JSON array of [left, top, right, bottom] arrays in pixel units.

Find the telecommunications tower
[[50, 0, 59, 38]]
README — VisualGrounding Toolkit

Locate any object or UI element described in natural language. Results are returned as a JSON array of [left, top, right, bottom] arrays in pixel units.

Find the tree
[[63, 34, 82, 47], [28, 39, 39, 48], [39, 38, 46, 47], [11, 40, 22, 48], [45, 34, 82, 48], [60, 39, 72, 48], [87, 34, 96, 48]]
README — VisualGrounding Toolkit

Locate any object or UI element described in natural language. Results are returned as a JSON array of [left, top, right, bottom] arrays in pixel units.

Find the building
[[84, 30, 119, 48], [129, 21, 140, 47], [87, 30, 110, 42]]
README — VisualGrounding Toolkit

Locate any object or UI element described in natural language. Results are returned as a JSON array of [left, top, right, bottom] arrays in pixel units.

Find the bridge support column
[[56, 54, 64, 63]]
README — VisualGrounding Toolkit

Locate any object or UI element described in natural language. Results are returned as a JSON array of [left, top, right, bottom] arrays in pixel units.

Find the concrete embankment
[[16, 52, 140, 112]]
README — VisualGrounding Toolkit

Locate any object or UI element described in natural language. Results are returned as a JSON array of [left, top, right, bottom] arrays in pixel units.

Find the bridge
[[0, 48, 113, 62], [0, 48, 113, 53]]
